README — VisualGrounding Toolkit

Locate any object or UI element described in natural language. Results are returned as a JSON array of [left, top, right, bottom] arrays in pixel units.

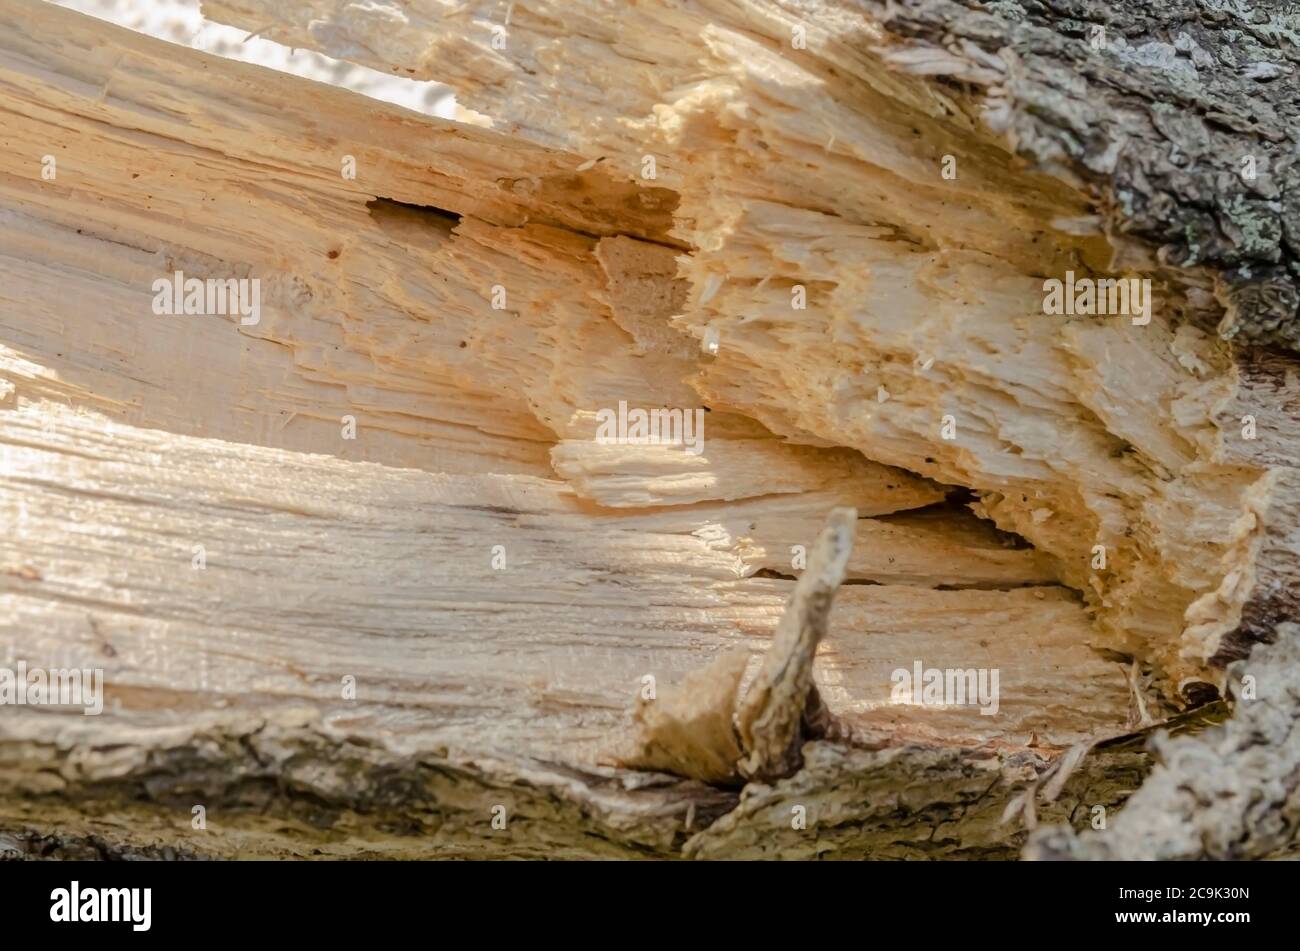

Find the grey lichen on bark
[[866, 0, 1300, 349]]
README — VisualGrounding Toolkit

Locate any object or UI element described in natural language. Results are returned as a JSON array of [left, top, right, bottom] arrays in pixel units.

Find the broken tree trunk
[[0, 0, 1296, 859]]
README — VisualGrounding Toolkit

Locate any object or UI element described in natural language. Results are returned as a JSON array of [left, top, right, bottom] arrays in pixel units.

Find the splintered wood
[[621, 508, 856, 784], [0, 0, 1296, 859]]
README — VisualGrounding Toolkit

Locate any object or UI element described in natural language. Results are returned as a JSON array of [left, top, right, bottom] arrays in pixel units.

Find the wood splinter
[[619, 507, 857, 785]]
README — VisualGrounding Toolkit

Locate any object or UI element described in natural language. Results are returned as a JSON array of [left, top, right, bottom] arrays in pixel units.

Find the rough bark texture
[[0, 0, 1297, 860], [1027, 622, 1300, 860], [865, 0, 1300, 350]]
